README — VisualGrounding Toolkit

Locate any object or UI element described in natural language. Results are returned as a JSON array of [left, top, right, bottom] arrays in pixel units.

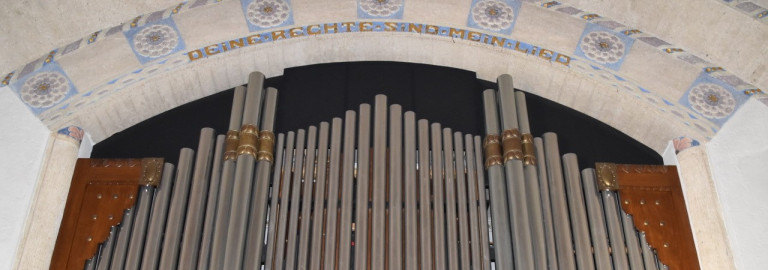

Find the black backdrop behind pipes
[[93, 62, 662, 169]]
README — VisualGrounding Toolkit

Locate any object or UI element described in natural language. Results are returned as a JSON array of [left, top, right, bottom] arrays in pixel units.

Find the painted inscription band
[[186, 21, 571, 66]]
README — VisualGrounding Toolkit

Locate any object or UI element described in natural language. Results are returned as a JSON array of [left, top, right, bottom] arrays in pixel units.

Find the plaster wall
[[708, 98, 768, 270], [0, 89, 50, 270]]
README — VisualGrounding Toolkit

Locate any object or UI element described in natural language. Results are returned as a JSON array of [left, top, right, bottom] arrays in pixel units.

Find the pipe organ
[[51, 72, 699, 270]]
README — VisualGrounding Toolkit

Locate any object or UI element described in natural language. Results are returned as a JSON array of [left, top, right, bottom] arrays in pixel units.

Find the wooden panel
[[615, 164, 700, 270], [50, 158, 161, 270]]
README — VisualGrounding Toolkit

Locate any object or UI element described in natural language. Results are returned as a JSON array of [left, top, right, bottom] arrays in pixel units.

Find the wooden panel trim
[[616, 164, 701, 270], [49, 158, 162, 270]]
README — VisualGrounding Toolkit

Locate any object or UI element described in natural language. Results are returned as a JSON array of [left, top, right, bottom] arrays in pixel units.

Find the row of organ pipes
[[80, 72, 668, 270]]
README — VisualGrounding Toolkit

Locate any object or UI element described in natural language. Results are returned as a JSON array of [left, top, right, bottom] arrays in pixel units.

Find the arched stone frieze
[[1, 0, 766, 154]]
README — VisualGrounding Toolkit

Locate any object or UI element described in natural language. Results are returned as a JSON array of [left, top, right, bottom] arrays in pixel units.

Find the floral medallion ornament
[[359, 0, 403, 17], [687, 83, 736, 119], [133, 24, 179, 58], [580, 31, 626, 64], [472, 0, 515, 31], [471, 0, 515, 32], [20, 71, 71, 108], [247, 0, 291, 28]]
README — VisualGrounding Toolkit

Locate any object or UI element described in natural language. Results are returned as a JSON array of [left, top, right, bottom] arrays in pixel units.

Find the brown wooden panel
[[50, 158, 161, 270], [616, 164, 700, 270]]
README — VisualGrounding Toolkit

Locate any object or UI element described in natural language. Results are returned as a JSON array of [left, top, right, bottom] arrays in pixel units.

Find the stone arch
[[6, 0, 764, 154], [5, 1, 766, 269]]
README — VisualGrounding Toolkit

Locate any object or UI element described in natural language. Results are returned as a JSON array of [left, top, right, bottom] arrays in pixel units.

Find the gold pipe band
[[502, 129, 523, 162], [596, 162, 618, 191], [257, 131, 275, 162], [237, 124, 259, 158], [139, 158, 164, 186], [224, 130, 239, 161], [483, 134, 502, 169], [521, 133, 536, 166]]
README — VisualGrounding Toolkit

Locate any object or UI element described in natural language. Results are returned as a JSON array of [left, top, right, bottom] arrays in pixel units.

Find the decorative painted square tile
[[358, 0, 405, 19], [678, 72, 749, 126], [11, 62, 78, 115], [124, 18, 186, 64], [574, 23, 634, 71], [240, 0, 294, 32], [467, 0, 521, 35]]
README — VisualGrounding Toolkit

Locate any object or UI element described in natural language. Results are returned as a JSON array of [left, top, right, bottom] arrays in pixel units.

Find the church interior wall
[[2, 0, 767, 268]]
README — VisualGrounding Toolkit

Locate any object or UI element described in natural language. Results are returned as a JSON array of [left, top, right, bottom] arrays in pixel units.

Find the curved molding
[[2, 0, 766, 153], [0, 0, 181, 77]]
